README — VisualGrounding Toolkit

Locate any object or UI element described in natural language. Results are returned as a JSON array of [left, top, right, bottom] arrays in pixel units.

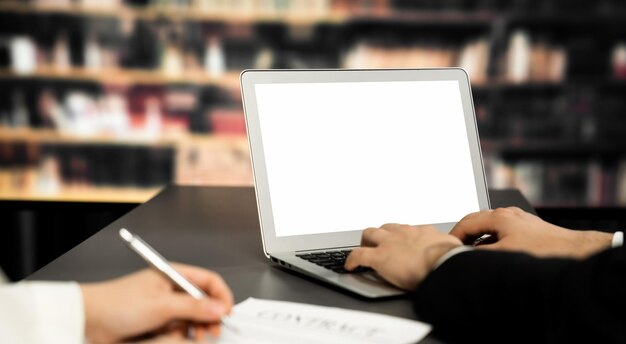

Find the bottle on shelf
[[506, 30, 531, 84], [505, 31, 567, 84], [37, 90, 63, 129], [84, 33, 103, 72], [9, 36, 37, 75], [66, 92, 99, 136], [99, 92, 130, 137], [143, 97, 163, 139], [161, 32, 184, 77], [612, 43, 626, 80], [457, 38, 490, 85], [11, 91, 29, 128], [36, 155, 62, 195], [204, 36, 226, 77], [254, 47, 274, 69], [53, 33, 71, 72]]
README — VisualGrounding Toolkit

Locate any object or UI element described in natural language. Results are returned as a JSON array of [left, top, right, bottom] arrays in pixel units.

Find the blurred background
[[2, 0, 626, 280]]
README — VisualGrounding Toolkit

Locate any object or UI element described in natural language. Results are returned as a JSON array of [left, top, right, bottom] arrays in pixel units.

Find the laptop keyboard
[[296, 249, 372, 274]]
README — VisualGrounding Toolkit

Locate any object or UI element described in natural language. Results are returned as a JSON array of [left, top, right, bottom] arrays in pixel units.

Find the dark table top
[[28, 186, 533, 343]]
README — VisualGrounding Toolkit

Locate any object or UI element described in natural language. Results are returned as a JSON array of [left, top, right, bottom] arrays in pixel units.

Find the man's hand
[[450, 207, 612, 258], [81, 264, 233, 343], [345, 224, 462, 291]]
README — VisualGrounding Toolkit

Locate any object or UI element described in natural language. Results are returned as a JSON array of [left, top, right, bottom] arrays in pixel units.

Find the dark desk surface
[[28, 186, 533, 343]]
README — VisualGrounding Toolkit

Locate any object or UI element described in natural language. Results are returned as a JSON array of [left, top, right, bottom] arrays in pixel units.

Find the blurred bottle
[[162, 40, 183, 76], [10, 36, 37, 75], [507, 30, 531, 84], [144, 97, 163, 138], [612, 43, 626, 80], [84, 33, 103, 71], [254, 47, 274, 69], [204, 36, 225, 77], [458, 38, 489, 85], [66, 92, 99, 136], [99, 93, 130, 136], [548, 47, 567, 83], [53, 34, 71, 71], [11, 91, 29, 128], [36, 155, 61, 195]]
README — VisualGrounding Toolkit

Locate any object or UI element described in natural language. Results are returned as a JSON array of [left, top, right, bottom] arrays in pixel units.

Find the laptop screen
[[254, 80, 480, 238]]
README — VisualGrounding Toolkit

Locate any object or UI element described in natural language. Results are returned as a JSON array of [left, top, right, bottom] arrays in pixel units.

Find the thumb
[[449, 212, 501, 244], [163, 295, 227, 323]]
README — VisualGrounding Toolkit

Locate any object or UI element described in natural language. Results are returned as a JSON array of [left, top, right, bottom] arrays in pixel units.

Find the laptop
[[240, 68, 490, 298]]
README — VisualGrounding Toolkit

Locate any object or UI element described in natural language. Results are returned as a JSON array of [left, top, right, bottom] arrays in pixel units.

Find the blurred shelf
[[489, 82, 565, 92], [0, 127, 174, 147], [0, 185, 161, 203], [482, 139, 626, 157], [5, 2, 626, 27], [0, 1, 346, 25], [505, 13, 626, 27], [349, 11, 497, 26], [472, 81, 610, 93], [0, 68, 241, 88], [0, 127, 248, 147]]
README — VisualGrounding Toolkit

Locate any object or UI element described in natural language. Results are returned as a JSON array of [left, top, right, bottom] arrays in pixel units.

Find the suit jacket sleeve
[[414, 246, 626, 343]]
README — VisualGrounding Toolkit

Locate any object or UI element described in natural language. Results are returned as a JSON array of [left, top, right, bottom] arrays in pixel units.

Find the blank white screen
[[254, 80, 479, 237]]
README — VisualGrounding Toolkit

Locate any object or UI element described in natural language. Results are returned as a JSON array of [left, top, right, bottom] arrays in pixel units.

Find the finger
[[161, 294, 228, 323], [172, 264, 234, 313], [449, 210, 501, 244], [473, 241, 502, 251], [380, 223, 406, 231], [345, 247, 377, 270], [361, 227, 389, 247], [139, 333, 194, 344], [194, 324, 221, 342], [458, 210, 484, 222], [206, 323, 221, 339]]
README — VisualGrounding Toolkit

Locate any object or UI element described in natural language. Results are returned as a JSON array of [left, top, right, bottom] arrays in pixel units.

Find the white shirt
[[0, 276, 84, 344]]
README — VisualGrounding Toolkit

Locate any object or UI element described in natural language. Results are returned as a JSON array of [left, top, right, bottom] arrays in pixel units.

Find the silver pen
[[119, 228, 207, 298], [118, 228, 238, 335]]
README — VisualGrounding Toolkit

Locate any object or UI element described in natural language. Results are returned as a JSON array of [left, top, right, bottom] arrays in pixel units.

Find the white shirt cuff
[[0, 281, 85, 344], [434, 245, 474, 270], [612, 231, 624, 248]]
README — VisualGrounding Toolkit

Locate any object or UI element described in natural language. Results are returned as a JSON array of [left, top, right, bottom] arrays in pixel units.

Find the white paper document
[[217, 298, 431, 344]]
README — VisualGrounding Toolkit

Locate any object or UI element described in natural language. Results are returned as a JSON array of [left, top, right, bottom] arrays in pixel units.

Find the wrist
[[80, 283, 108, 344], [424, 241, 462, 271], [575, 231, 613, 258]]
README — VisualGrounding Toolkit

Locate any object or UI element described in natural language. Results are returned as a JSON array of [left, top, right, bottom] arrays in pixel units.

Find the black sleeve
[[413, 246, 626, 343]]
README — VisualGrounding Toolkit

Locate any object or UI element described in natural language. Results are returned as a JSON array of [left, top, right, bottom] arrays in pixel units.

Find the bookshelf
[[1, 0, 626, 206], [0, 1, 348, 25], [0, 185, 160, 203], [0, 68, 241, 88]]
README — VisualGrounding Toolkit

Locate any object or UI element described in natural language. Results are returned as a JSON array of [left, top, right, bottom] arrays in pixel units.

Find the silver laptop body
[[240, 68, 490, 298]]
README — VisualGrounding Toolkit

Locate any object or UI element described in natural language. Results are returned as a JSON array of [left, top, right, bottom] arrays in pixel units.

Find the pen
[[119, 228, 207, 298], [118, 228, 237, 335]]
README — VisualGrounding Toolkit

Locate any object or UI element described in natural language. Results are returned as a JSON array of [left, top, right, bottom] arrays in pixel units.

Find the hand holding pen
[[77, 228, 235, 342]]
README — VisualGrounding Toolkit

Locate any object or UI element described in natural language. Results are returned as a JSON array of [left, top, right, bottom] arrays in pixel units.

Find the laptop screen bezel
[[240, 68, 490, 255]]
